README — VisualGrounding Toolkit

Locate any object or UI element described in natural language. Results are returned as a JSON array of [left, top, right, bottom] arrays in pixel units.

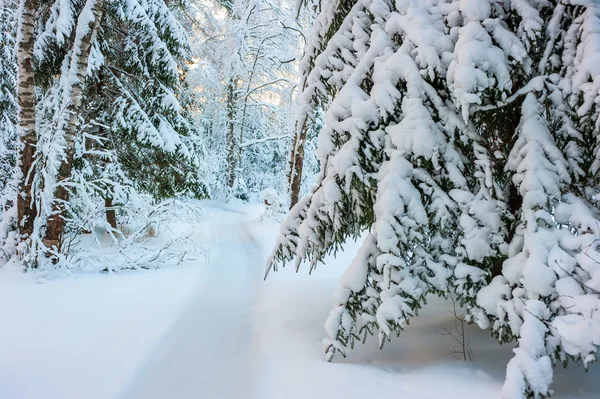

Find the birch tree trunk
[[43, 0, 104, 252], [15, 0, 38, 245]]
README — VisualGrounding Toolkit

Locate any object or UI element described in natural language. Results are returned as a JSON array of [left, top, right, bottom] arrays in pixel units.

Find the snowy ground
[[1, 201, 599, 398]]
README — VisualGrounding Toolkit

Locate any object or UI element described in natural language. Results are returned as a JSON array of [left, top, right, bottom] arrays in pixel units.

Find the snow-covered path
[[121, 208, 263, 399]]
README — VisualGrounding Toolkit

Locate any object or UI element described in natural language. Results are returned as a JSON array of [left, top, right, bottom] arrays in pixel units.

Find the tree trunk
[[288, 128, 306, 208], [43, 0, 104, 253], [104, 197, 117, 230], [226, 82, 237, 188], [288, 100, 316, 209], [15, 0, 38, 247], [475, 97, 524, 278]]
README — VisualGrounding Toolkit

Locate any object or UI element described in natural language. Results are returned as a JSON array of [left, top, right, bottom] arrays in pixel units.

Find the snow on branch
[[239, 134, 292, 148]]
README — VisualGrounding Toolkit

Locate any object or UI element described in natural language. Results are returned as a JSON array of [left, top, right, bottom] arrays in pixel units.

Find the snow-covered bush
[[37, 194, 207, 278], [267, 0, 600, 397]]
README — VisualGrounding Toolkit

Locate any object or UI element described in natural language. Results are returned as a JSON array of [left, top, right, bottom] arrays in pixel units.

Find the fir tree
[[34, 0, 205, 198], [0, 0, 18, 259], [0, 0, 212, 268], [267, 1, 600, 397], [27, 0, 206, 259], [0, 0, 17, 193]]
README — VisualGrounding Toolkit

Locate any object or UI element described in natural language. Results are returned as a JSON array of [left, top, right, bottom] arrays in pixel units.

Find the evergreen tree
[[0, 0, 17, 193], [267, 1, 600, 397], [26, 0, 206, 259], [0, 0, 211, 268], [34, 0, 206, 199], [0, 0, 18, 258]]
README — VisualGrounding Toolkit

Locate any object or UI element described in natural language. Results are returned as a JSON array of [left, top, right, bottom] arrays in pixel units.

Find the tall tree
[[14, 0, 37, 251], [0, 0, 17, 192], [42, 0, 105, 251], [28, 0, 204, 262], [286, 0, 329, 207], [267, 1, 600, 397]]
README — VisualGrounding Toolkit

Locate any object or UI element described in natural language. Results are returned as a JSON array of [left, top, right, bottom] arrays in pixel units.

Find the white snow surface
[[1, 201, 598, 399]]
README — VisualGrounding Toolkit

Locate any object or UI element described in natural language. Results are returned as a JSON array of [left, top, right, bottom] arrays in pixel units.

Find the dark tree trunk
[[288, 128, 306, 209], [476, 97, 525, 278], [104, 197, 117, 230], [226, 82, 237, 188]]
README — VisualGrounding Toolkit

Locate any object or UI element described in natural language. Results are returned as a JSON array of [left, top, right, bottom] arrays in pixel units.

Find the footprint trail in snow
[[121, 212, 262, 399]]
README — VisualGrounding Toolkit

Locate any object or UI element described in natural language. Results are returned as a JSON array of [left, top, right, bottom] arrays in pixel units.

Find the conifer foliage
[[0, 0, 17, 193], [267, 0, 600, 397], [2, 0, 206, 268]]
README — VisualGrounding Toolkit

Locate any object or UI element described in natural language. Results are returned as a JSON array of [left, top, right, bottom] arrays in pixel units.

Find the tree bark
[[16, 0, 38, 246], [104, 197, 117, 230], [226, 82, 237, 188], [43, 0, 104, 253], [94, 73, 117, 231], [288, 124, 307, 208]]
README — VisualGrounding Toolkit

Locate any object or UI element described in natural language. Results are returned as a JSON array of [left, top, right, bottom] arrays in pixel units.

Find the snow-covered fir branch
[[268, 1, 600, 397]]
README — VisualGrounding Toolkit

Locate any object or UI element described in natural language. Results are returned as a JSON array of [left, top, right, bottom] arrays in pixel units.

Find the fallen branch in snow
[[36, 197, 209, 278]]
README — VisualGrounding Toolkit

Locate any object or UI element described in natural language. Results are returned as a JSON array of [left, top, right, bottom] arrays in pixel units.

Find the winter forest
[[1, 0, 600, 398]]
